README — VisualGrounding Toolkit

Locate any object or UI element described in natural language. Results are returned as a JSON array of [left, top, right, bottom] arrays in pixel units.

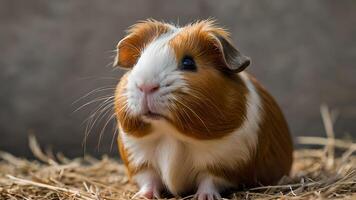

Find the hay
[[0, 105, 355, 200]]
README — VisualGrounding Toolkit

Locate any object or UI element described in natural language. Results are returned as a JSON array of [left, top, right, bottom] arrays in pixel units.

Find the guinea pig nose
[[137, 83, 160, 94]]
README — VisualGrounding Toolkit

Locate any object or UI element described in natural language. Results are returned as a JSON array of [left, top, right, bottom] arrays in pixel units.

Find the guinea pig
[[113, 19, 293, 199]]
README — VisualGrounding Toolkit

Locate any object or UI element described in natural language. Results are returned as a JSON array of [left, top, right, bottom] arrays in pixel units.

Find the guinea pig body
[[114, 20, 293, 199]]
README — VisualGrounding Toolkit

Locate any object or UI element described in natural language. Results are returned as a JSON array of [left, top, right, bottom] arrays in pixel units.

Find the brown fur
[[114, 19, 170, 68], [168, 70, 248, 140], [169, 21, 236, 73], [251, 74, 293, 185], [207, 74, 293, 187]]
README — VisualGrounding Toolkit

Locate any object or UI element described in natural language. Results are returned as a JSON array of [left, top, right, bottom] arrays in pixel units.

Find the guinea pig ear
[[211, 34, 251, 73], [113, 19, 170, 69], [113, 35, 134, 69]]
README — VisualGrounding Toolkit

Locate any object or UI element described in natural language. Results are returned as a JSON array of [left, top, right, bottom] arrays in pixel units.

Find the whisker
[[90, 77, 117, 80], [73, 87, 115, 106], [177, 89, 226, 119], [75, 76, 118, 81], [117, 102, 129, 113], [82, 97, 114, 152], [83, 103, 114, 154], [104, 49, 118, 54], [96, 113, 116, 151], [105, 61, 115, 68], [110, 120, 119, 152], [168, 98, 194, 123], [84, 100, 114, 139], [171, 96, 211, 134], [74, 96, 114, 113], [73, 88, 112, 109], [81, 97, 114, 136]]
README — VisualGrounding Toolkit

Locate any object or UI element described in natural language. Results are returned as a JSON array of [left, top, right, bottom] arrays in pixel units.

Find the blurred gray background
[[1, 0, 355, 158]]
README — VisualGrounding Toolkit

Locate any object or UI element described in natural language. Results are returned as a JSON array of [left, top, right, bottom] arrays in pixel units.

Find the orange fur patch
[[206, 74, 293, 187], [251, 74, 293, 185], [169, 21, 233, 73], [114, 19, 170, 68]]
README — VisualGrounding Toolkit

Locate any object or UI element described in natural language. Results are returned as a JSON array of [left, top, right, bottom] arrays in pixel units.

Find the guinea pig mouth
[[143, 111, 165, 120]]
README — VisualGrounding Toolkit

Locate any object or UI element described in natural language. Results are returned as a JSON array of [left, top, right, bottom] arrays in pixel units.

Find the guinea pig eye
[[180, 56, 196, 71]]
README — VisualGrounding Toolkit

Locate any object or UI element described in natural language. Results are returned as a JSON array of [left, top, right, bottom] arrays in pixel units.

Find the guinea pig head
[[114, 20, 250, 139]]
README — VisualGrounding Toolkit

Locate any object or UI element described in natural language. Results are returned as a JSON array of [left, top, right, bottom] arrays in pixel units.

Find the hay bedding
[[0, 106, 355, 200]]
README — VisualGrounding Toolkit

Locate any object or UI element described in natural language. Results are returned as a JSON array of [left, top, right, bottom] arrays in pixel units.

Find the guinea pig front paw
[[195, 177, 222, 200], [195, 192, 221, 200], [132, 185, 160, 199]]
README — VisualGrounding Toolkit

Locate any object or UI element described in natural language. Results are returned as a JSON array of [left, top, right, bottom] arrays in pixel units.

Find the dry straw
[[0, 105, 355, 199]]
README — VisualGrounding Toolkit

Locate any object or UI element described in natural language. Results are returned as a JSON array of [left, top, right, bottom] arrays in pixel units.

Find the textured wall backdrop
[[1, 0, 355, 158]]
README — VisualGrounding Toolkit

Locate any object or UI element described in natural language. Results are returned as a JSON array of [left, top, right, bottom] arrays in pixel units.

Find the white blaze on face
[[124, 28, 185, 116]]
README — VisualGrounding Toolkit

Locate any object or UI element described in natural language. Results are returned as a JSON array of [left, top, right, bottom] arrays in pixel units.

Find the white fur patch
[[123, 27, 186, 116], [195, 175, 222, 200], [119, 71, 263, 195]]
